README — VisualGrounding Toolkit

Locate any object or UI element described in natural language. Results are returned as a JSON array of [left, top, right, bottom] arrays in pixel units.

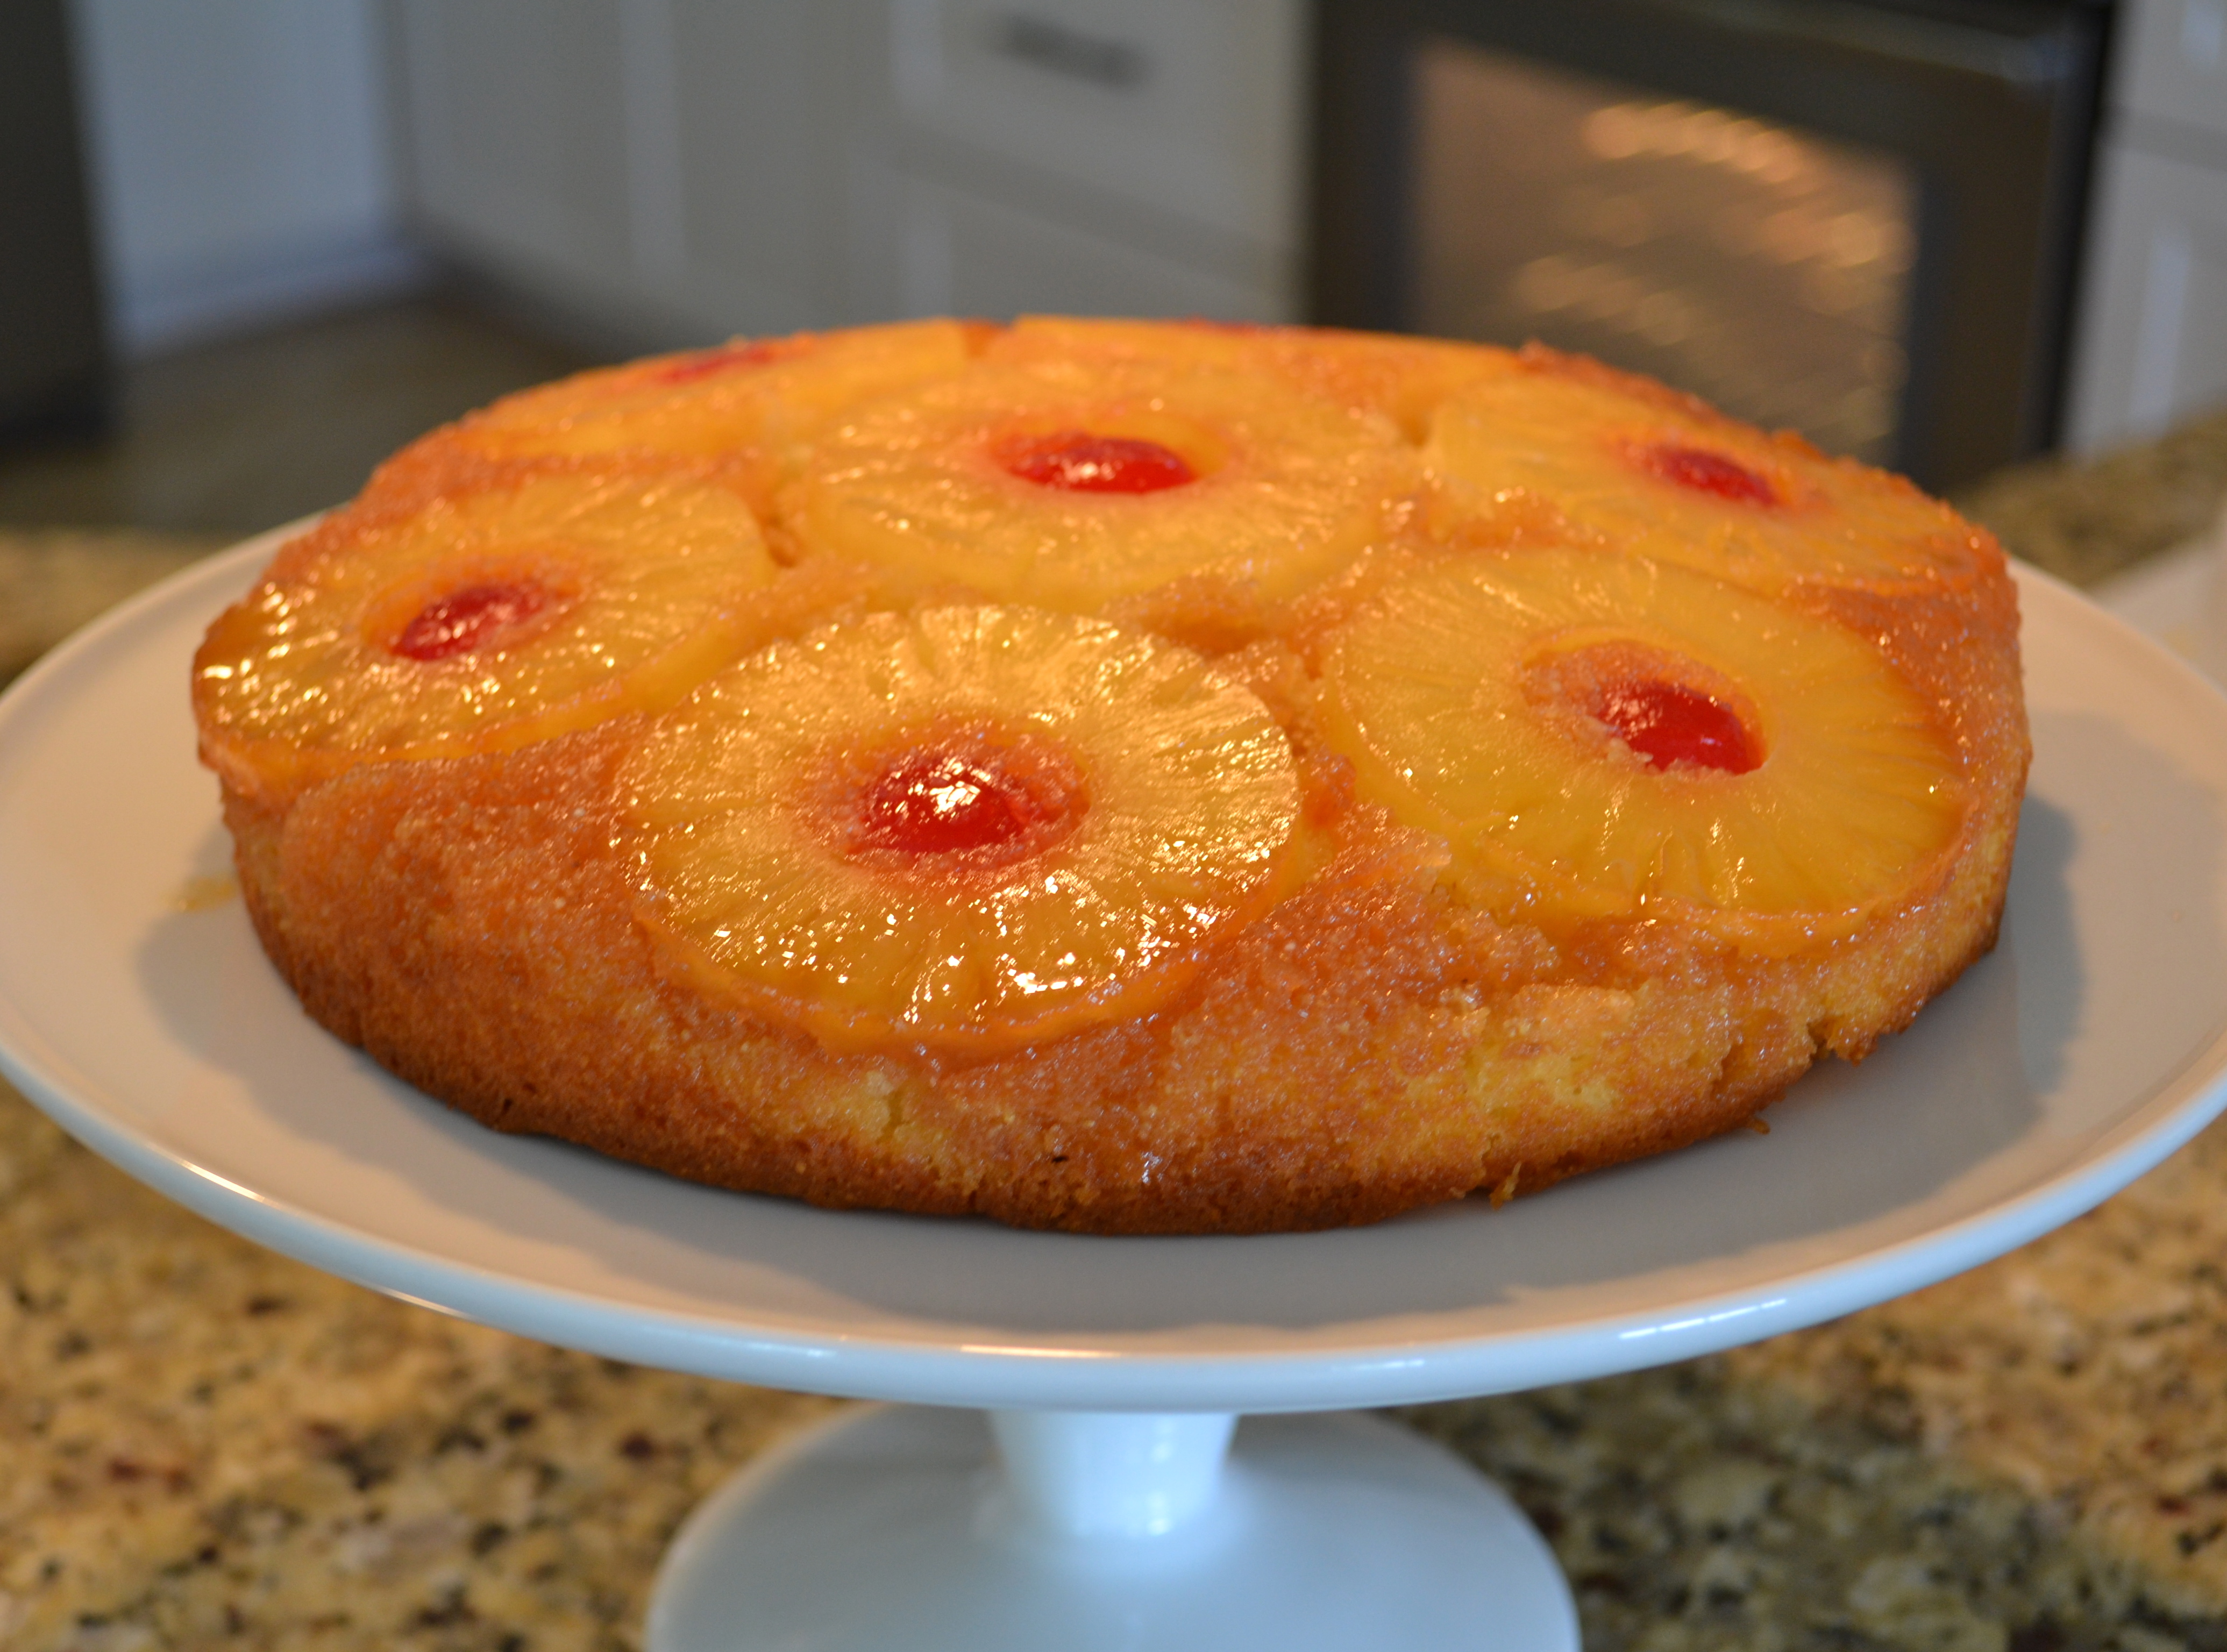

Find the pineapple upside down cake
[[192, 318, 2027, 1234]]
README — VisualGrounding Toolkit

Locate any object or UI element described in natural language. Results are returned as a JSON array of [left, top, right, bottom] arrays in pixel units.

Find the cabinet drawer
[[877, 0, 1305, 247]]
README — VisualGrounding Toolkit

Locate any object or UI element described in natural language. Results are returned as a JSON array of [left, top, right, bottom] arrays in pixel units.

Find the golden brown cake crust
[[200, 322, 2029, 1234], [225, 644, 2018, 1235]]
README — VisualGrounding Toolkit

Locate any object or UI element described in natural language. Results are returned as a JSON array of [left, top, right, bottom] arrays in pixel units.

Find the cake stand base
[[645, 1405, 1579, 1651]]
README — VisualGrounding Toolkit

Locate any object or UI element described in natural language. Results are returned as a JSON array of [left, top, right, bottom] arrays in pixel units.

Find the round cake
[[191, 318, 2027, 1234]]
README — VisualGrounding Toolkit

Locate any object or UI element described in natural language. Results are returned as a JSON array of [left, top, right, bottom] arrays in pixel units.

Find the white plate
[[4, 534, 2225, 1415]]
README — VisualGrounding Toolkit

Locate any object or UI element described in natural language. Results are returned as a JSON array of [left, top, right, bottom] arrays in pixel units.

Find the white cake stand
[[6, 536, 2227, 1651]]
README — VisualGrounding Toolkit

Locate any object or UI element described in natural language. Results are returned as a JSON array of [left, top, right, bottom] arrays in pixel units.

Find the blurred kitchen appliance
[[0, 0, 109, 444], [1311, 0, 2111, 491]]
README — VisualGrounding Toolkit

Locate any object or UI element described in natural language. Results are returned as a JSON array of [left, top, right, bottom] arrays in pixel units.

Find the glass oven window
[[1415, 37, 1917, 464]]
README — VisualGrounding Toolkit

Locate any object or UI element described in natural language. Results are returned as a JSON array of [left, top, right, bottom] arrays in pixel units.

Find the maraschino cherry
[[392, 583, 547, 661], [1004, 431, 1196, 494], [1591, 679, 1759, 773], [1644, 443, 1779, 506], [856, 750, 1065, 855]]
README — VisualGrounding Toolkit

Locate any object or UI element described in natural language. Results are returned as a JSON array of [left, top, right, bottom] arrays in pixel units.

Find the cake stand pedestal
[[649, 1407, 1575, 1651], [6, 542, 2227, 1651]]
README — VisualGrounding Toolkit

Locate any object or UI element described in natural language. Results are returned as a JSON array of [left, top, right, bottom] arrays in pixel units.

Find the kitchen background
[[3, 0, 2224, 542], [10, 5, 2227, 1649]]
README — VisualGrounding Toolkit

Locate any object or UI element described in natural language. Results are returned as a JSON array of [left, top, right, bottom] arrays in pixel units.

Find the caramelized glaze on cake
[[194, 323, 2026, 1233]]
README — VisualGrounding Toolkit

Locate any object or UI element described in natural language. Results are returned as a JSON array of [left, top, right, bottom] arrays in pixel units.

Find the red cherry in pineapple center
[[1644, 443, 1780, 506], [1591, 679, 1759, 773], [1004, 430, 1196, 494], [857, 750, 1069, 856], [392, 581, 549, 661]]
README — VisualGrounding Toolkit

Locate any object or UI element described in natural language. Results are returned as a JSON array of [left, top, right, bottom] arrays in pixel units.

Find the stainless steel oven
[[1310, 0, 2112, 490]]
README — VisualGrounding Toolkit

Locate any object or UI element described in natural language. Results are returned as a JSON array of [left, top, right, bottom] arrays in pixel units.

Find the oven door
[[1311, 0, 2109, 491]]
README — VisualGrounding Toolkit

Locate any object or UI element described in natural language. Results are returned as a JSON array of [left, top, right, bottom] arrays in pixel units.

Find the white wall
[[69, 0, 425, 355]]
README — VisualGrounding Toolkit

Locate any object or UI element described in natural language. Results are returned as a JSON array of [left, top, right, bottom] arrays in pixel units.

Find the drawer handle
[[990, 13, 1151, 90]]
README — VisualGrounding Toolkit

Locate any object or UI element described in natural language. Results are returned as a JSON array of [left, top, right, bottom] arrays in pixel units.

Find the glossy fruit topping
[[786, 359, 1415, 611], [447, 320, 976, 469], [391, 581, 549, 660], [854, 747, 1079, 857], [1317, 548, 1962, 931], [193, 471, 780, 797], [1003, 431, 1196, 494], [1591, 678, 1758, 773], [621, 606, 1299, 1055], [1640, 443, 1780, 505]]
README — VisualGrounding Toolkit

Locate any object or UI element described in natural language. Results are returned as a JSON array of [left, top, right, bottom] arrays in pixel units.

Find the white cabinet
[[394, 0, 641, 313], [391, 0, 844, 346], [2066, 143, 2227, 452], [844, 0, 1305, 323], [874, 0, 1303, 252], [657, 2, 844, 334], [73, 0, 416, 352], [846, 155, 1285, 323], [2064, 0, 2227, 452], [386, 0, 1304, 347], [2112, 0, 2227, 138]]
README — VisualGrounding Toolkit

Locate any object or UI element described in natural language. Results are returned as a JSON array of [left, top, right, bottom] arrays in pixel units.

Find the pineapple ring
[[1317, 548, 1964, 945], [779, 355, 1420, 612], [621, 605, 1301, 1056], [194, 471, 779, 799], [449, 318, 977, 467], [1423, 364, 1995, 593], [997, 315, 1522, 441]]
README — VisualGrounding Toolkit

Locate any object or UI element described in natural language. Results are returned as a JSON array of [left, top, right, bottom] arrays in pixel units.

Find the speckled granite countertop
[[4, 412, 2227, 1652]]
